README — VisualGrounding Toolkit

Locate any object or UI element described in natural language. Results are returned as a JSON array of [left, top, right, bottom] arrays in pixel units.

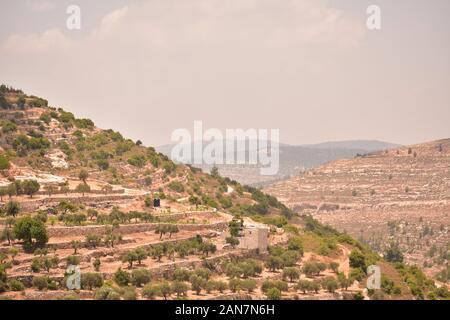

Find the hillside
[[265, 139, 450, 284], [0, 85, 446, 300], [157, 140, 400, 186]]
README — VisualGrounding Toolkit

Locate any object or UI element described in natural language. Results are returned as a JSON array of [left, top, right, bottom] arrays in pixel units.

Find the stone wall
[[13, 194, 135, 211], [47, 221, 229, 237]]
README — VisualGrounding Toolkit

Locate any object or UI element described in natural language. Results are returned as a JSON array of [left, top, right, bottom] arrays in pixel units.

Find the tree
[[13, 216, 48, 251], [131, 268, 151, 287], [200, 242, 217, 257], [167, 225, 179, 238], [385, 243, 404, 263], [71, 240, 82, 254], [296, 280, 313, 294], [322, 276, 339, 293], [337, 272, 351, 290], [159, 281, 172, 300], [113, 268, 130, 286], [282, 267, 300, 282], [0, 187, 7, 202], [287, 237, 304, 256], [240, 279, 257, 293], [226, 236, 239, 248], [228, 278, 242, 293], [155, 224, 168, 239], [121, 251, 138, 269], [142, 284, 160, 300], [8, 247, 19, 264], [210, 166, 219, 177], [265, 255, 283, 272], [22, 180, 40, 198], [349, 250, 367, 270], [172, 281, 189, 297], [150, 245, 164, 262], [174, 268, 191, 282], [302, 261, 321, 277], [5, 200, 20, 217], [60, 185, 70, 195], [0, 155, 10, 171], [78, 169, 89, 184], [85, 234, 102, 248], [75, 183, 91, 196], [228, 219, 241, 237], [7, 183, 16, 199], [134, 247, 148, 265], [266, 287, 281, 300], [93, 258, 101, 272], [190, 275, 206, 295], [1, 225, 15, 245], [189, 195, 201, 208], [44, 185, 57, 197], [87, 209, 98, 220], [329, 262, 340, 274]]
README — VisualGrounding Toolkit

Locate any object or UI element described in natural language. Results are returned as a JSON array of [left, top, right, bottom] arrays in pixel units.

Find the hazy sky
[[1, 0, 449, 146]]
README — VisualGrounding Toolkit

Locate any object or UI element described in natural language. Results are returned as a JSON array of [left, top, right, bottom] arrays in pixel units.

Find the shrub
[[95, 285, 121, 300], [81, 273, 104, 290], [8, 279, 25, 291], [142, 284, 161, 300], [261, 280, 288, 293], [349, 250, 367, 270], [240, 279, 257, 293], [282, 267, 300, 282], [0, 155, 10, 170], [266, 287, 281, 300], [32, 276, 49, 290], [168, 181, 185, 193]]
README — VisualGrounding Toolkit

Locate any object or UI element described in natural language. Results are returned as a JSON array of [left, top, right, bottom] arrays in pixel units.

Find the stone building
[[237, 221, 269, 253]]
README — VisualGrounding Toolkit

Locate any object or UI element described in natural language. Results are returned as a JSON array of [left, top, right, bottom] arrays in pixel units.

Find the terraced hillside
[[265, 140, 450, 282], [0, 85, 447, 300]]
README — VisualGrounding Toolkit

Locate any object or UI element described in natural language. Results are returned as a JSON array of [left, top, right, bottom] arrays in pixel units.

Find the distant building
[[237, 221, 269, 253]]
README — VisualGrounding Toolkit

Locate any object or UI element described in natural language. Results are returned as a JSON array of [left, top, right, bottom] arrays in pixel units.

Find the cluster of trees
[[0, 179, 41, 200], [12, 134, 50, 156], [223, 259, 263, 278], [116, 236, 216, 269], [154, 224, 179, 239], [265, 246, 302, 272], [31, 249, 59, 273], [95, 207, 154, 225], [85, 227, 122, 249], [8, 215, 48, 251]]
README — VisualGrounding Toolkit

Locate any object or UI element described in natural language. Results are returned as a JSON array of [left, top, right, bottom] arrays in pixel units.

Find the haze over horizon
[[1, 0, 449, 147]]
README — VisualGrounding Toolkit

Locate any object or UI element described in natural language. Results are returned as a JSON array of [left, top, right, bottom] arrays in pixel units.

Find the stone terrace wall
[[47, 221, 228, 237], [15, 194, 135, 211]]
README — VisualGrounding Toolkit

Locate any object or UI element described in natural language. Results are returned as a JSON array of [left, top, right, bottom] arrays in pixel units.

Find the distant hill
[[301, 140, 401, 151], [157, 140, 401, 186], [264, 139, 450, 278]]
